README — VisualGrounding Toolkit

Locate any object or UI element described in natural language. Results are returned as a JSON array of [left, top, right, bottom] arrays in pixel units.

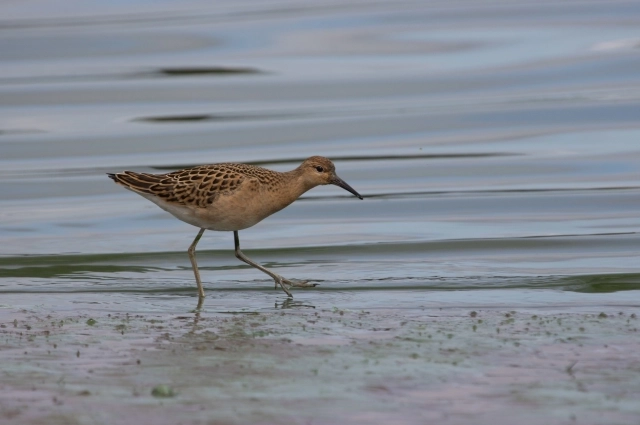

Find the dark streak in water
[[355, 186, 640, 200], [150, 153, 518, 170], [0, 67, 263, 86], [134, 112, 305, 123], [136, 114, 213, 122], [152, 67, 263, 76]]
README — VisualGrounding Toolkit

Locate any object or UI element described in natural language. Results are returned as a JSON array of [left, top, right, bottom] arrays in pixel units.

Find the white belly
[[137, 190, 269, 231]]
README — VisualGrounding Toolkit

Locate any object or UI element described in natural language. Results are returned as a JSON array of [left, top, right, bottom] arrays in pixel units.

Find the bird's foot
[[273, 275, 293, 298], [282, 278, 318, 288], [273, 276, 318, 296]]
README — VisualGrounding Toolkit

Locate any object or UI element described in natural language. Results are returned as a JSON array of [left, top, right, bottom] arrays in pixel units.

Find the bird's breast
[[198, 180, 298, 231]]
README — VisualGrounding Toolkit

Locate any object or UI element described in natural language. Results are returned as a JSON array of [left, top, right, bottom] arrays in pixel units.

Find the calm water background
[[1, 0, 640, 312]]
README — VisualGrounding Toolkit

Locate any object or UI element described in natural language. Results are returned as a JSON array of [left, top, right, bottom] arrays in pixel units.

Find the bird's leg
[[233, 231, 295, 297], [188, 228, 206, 300]]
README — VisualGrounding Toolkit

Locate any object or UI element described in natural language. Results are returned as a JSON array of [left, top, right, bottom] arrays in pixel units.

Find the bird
[[107, 156, 363, 300]]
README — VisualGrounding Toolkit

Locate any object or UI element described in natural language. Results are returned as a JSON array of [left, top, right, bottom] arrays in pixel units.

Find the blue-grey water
[[2, 1, 640, 311], [2, 2, 640, 424]]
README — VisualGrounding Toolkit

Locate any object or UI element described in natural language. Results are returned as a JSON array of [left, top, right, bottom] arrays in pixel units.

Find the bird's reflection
[[185, 296, 316, 334], [186, 297, 204, 333], [275, 298, 316, 310], [195, 296, 204, 312]]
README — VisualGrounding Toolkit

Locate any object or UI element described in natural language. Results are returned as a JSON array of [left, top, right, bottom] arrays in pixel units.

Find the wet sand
[[2, 298, 639, 425]]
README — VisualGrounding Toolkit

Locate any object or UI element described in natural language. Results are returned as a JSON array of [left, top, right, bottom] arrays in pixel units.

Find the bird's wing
[[109, 165, 247, 207]]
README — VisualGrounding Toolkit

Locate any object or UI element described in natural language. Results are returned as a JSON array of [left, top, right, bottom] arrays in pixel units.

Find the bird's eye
[[315, 166, 324, 172]]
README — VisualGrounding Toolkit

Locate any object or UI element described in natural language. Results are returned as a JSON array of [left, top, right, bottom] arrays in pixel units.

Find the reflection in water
[[275, 298, 316, 310], [194, 297, 204, 312]]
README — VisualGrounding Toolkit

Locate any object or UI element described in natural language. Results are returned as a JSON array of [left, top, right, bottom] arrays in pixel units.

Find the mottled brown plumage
[[112, 162, 290, 207], [108, 156, 363, 302]]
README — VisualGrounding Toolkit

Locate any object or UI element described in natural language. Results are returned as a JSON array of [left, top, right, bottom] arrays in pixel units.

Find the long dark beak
[[331, 175, 363, 200]]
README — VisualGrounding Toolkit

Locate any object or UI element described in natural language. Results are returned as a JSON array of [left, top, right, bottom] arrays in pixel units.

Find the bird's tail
[[107, 171, 166, 194]]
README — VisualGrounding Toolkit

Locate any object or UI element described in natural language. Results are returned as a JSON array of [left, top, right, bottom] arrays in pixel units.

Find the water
[[1, 1, 640, 423], [2, 1, 640, 305]]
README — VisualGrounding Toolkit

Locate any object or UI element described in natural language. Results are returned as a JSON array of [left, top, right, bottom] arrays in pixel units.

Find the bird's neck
[[281, 168, 315, 201]]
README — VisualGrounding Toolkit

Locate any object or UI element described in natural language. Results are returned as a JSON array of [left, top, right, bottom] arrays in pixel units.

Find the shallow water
[[1, 0, 640, 423], [2, 0, 640, 305]]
